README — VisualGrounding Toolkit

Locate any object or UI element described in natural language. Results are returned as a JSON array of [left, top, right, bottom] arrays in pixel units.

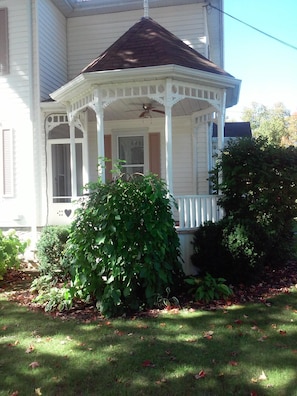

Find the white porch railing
[[174, 195, 224, 230]]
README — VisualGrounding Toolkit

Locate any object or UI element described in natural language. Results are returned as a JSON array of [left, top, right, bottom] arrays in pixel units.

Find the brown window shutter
[[104, 135, 112, 181], [2, 128, 14, 196], [0, 8, 9, 75], [149, 132, 161, 176]]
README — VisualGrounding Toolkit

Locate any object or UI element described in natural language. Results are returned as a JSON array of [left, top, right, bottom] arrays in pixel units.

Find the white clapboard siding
[[38, 0, 67, 100], [67, 3, 206, 79]]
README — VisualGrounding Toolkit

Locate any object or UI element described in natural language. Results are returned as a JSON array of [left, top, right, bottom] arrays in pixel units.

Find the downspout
[[27, 0, 38, 248]]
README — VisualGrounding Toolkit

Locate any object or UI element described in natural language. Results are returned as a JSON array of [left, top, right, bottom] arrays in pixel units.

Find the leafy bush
[[64, 173, 183, 317], [185, 273, 233, 303], [36, 226, 70, 280], [207, 137, 297, 276], [191, 216, 282, 284], [0, 229, 28, 280]]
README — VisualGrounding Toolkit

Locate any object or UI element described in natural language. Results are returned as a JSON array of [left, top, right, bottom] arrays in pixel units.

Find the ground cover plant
[[1, 266, 297, 396], [0, 229, 28, 280]]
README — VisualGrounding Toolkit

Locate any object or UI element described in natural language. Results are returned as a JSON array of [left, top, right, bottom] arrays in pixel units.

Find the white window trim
[[1, 126, 14, 197]]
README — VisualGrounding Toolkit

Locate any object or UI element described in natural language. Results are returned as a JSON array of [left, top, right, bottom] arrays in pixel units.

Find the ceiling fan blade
[[152, 109, 165, 114], [139, 111, 146, 118]]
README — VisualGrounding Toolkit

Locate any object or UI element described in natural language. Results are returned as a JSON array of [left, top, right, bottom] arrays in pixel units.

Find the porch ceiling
[[88, 96, 211, 121]]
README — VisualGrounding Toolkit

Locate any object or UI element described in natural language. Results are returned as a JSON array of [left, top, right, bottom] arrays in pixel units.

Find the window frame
[[113, 128, 149, 175], [0, 8, 9, 75], [1, 126, 14, 197]]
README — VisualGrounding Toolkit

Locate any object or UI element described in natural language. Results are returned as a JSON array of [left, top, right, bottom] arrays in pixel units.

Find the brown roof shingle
[[80, 17, 233, 77]]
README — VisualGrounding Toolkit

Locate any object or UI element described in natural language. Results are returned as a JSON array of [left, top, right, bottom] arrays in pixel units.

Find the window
[[1, 127, 14, 197], [118, 136, 144, 175], [0, 8, 9, 75], [47, 116, 84, 203]]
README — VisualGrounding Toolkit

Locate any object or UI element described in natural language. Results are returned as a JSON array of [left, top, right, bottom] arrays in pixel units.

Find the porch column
[[69, 119, 77, 197], [217, 89, 227, 186], [165, 78, 173, 194], [94, 88, 105, 183], [217, 89, 227, 152]]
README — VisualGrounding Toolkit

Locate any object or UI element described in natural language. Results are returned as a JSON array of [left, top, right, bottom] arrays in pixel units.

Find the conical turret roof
[[81, 17, 232, 77]]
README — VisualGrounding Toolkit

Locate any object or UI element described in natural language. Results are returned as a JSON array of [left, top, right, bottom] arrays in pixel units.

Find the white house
[[0, 0, 241, 272]]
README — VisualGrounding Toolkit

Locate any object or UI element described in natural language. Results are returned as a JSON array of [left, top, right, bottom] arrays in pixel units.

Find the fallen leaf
[[258, 370, 267, 381], [114, 329, 125, 336], [234, 319, 243, 325], [35, 388, 42, 395], [203, 330, 214, 339], [250, 391, 258, 396], [185, 337, 197, 343], [257, 336, 268, 342], [26, 344, 35, 353], [9, 392, 19, 396], [155, 378, 167, 384], [279, 330, 287, 335], [137, 324, 149, 329], [29, 361, 40, 369], [142, 360, 155, 368], [229, 361, 238, 366], [194, 370, 206, 379]]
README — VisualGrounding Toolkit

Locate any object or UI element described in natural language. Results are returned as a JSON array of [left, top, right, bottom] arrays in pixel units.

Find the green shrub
[[191, 218, 269, 284], [65, 173, 183, 317], [185, 272, 233, 303], [209, 137, 297, 270], [36, 226, 70, 280], [0, 229, 28, 280]]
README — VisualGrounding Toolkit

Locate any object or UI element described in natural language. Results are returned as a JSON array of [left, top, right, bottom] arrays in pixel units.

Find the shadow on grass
[[1, 290, 297, 395]]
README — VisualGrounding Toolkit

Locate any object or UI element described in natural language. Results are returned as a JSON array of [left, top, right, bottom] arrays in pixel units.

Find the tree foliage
[[242, 102, 293, 146], [64, 173, 183, 317]]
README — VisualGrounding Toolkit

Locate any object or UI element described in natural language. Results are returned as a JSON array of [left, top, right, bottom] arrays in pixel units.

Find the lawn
[[1, 275, 297, 396]]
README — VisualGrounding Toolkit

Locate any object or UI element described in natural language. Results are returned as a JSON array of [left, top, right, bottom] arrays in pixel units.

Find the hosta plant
[[185, 272, 233, 303]]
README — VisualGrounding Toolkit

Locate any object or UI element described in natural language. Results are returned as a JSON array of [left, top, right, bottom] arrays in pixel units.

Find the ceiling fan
[[139, 103, 165, 118]]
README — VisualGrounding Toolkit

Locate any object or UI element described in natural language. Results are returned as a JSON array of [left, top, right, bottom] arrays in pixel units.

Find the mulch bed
[[1, 261, 297, 322]]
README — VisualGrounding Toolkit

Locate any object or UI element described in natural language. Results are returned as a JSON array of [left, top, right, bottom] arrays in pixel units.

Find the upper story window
[[0, 8, 9, 75]]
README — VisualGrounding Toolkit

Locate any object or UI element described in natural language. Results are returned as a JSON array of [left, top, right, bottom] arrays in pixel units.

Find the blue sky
[[223, 0, 297, 120]]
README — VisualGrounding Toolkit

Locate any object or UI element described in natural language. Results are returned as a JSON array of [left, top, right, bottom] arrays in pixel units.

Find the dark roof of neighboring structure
[[213, 122, 252, 138], [81, 16, 233, 77]]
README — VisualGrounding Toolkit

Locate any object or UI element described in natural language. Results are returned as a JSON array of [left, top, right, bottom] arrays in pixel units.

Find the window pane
[[0, 8, 9, 75], [52, 144, 71, 203], [118, 136, 144, 174], [119, 136, 144, 165], [76, 143, 83, 195]]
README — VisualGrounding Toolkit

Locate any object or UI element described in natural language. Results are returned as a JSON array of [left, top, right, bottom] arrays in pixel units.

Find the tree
[[242, 102, 290, 146]]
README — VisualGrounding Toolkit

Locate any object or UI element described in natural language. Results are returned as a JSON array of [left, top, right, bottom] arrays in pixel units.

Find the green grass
[[1, 288, 297, 395]]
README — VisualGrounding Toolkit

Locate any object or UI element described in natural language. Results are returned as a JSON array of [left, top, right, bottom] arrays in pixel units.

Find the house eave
[[50, 65, 241, 108]]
